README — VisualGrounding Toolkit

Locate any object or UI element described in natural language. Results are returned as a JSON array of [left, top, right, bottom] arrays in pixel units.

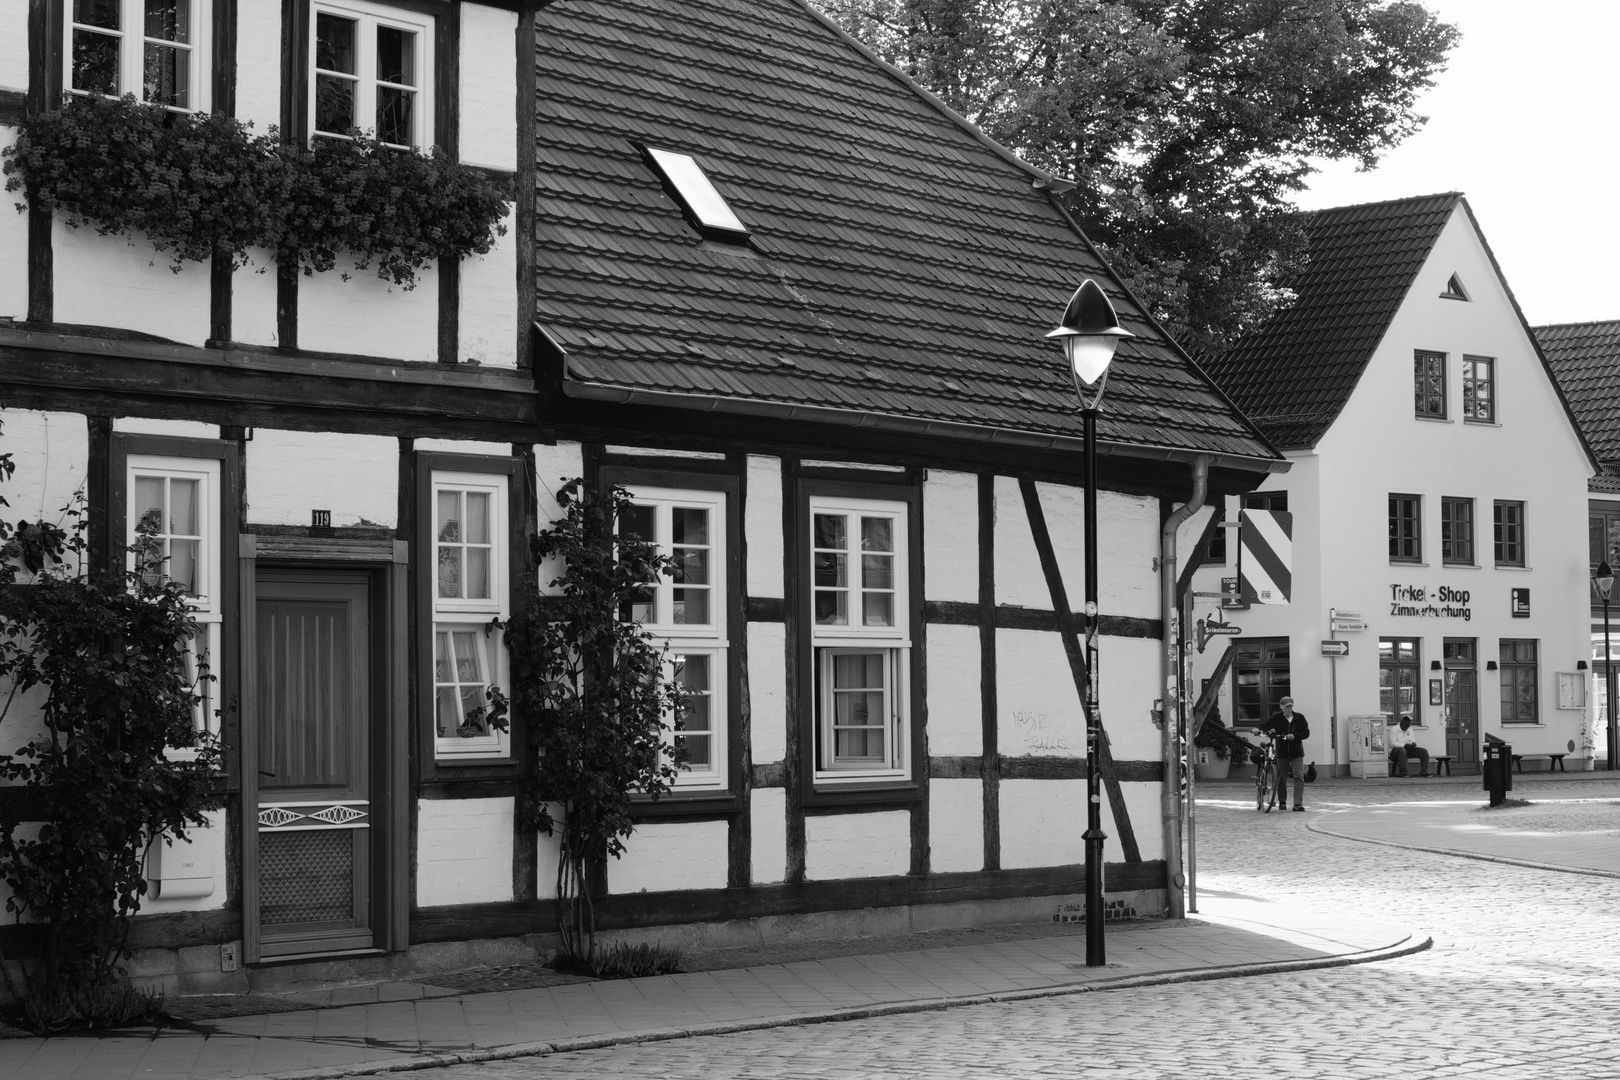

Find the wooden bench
[[1388, 750, 1433, 777], [1510, 753, 1566, 773]]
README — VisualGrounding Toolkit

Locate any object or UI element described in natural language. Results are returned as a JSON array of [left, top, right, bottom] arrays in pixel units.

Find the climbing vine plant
[[486, 480, 689, 965], [1, 94, 510, 289], [0, 419, 222, 1029]]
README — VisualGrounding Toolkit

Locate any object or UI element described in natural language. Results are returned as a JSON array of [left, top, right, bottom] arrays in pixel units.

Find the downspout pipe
[[1160, 454, 1210, 920]]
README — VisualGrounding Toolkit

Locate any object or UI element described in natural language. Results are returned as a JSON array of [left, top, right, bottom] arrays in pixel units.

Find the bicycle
[[1253, 734, 1283, 812]]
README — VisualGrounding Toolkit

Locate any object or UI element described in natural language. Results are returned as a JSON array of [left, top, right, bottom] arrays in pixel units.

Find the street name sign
[[1321, 640, 1350, 657]]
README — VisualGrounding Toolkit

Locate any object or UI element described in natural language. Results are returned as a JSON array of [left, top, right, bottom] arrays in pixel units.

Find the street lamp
[[1597, 561, 1616, 771], [1047, 279, 1133, 967]]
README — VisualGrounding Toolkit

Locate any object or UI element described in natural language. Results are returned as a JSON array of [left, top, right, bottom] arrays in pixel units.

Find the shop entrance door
[[1444, 638, 1478, 765], [249, 570, 378, 958]]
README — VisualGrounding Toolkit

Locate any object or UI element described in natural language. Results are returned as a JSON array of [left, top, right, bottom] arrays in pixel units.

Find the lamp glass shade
[[1064, 334, 1119, 387], [1598, 561, 1615, 600]]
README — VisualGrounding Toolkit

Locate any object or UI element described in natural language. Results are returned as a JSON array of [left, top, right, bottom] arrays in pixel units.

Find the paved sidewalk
[[1, 893, 1421, 1080], [1312, 792, 1620, 876]]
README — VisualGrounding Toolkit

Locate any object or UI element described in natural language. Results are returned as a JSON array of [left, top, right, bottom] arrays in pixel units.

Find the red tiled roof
[[530, 0, 1278, 467], [1537, 321, 1620, 466], [1203, 194, 1462, 449]]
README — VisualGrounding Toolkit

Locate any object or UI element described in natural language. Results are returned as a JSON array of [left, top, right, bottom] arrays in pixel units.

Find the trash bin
[[1483, 737, 1512, 806]]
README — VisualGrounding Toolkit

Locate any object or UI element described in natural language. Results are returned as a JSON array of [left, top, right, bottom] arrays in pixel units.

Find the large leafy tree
[[819, 0, 1459, 357]]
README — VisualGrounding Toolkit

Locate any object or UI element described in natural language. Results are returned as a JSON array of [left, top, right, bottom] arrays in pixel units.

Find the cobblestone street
[[415, 778, 1620, 1080]]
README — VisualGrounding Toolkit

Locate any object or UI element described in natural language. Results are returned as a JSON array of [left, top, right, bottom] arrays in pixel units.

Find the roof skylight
[[645, 147, 749, 241]]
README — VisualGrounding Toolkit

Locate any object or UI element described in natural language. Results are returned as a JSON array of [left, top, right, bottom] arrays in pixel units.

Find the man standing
[[1390, 716, 1430, 777], [1264, 696, 1310, 811]]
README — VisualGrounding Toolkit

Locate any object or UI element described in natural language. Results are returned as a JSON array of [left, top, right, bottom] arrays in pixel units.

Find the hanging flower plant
[[2, 94, 511, 290]]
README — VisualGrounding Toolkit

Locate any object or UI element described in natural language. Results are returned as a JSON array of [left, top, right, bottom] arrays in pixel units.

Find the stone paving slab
[[1311, 794, 1620, 876], [0, 900, 1419, 1080]]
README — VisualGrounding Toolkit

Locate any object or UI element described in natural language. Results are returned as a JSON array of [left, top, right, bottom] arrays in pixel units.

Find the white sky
[[1292, 0, 1618, 328]]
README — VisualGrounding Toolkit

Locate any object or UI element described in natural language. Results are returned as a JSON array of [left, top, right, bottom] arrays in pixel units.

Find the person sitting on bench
[[1389, 716, 1429, 777]]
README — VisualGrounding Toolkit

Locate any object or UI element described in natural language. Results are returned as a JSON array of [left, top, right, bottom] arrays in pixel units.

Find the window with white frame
[[431, 471, 508, 759], [128, 455, 221, 746], [311, 0, 434, 148], [618, 487, 728, 790], [809, 497, 909, 782], [67, 0, 211, 111]]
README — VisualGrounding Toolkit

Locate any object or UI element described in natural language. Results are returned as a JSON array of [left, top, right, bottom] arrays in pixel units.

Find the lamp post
[[1598, 561, 1616, 771], [1047, 279, 1133, 967]]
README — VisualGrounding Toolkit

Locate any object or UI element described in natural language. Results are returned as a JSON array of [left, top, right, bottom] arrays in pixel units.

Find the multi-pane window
[[620, 487, 728, 790], [311, 0, 433, 148], [128, 455, 221, 744], [810, 497, 909, 780], [1499, 639, 1538, 724], [1493, 500, 1526, 566], [1205, 507, 1226, 564], [1379, 637, 1420, 722], [431, 472, 508, 759], [1440, 497, 1474, 565], [1415, 350, 1446, 418], [1389, 495, 1421, 562], [1231, 638, 1290, 727], [1590, 509, 1620, 603], [1462, 356, 1495, 423], [68, 0, 209, 110]]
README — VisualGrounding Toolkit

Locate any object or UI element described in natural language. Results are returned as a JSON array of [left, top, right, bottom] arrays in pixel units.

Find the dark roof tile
[[1537, 321, 1620, 464]]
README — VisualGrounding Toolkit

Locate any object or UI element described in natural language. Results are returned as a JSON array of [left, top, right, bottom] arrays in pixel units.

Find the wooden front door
[[250, 570, 378, 958], [1444, 637, 1479, 765]]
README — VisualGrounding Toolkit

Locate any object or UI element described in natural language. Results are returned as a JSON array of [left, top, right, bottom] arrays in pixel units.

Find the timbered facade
[[0, 0, 1282, 993]]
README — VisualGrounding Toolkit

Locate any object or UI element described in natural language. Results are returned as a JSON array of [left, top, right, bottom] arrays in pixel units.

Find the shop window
[[619, 486, 729, 791], [1389, 494, 1421, 563], [1493, 501, 1526, 567], [1415, 350, 1446, 418], [1379, 637, 1420, 723], [1462, 356, 1495, 423], [1231, 637, 1289, 728], [1440, 497, 1473, 566], [128, 453, 222, 749], [68, 0, 212, 111], [430, 470, 508, 759], [809, 495, 910, 783], [1499, 639, 1538, 724], [310, 0, 434, 148]]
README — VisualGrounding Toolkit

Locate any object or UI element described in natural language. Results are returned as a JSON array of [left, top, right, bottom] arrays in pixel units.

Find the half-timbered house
[[1, 0, 1281, 993]]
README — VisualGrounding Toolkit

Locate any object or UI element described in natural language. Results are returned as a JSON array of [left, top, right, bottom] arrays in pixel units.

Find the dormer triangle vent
[[1441, 273, 1470, 301]]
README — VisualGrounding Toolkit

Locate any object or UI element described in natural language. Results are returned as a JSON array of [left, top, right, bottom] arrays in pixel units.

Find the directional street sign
[[1196, 618, 1243, 653], [1330, 610, 1367, 632], [1321, 640, 1350, 657]]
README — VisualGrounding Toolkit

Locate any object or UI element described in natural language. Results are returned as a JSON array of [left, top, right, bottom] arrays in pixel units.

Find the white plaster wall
[[992, 477, 1160, 619], [923, 469, 977, 603], [231, 252, 280, 347], [298, 262, 439, 362], [245, 429, 398, 528], [416, 798, 514, 906], [53, 224, 210, 345], [804, 810, 909, 880], [748, 621, 787, 763], [999, 779, 1082, 868], [141, 810, 227, 913], [750, 787, 787, 884], [458, 6, 519, 172], [996, 628, 1082, 756], [925, 623, 980, 756], [458, 207, 517, 367], [0, 410, 88, 534], [536, 815, 561, 900], [0, 128, 26, 321], [0, 0, 26, 93], [416, 438, 511, 457], [928, 778, 983, 873], [233, 3, 283, 130], [746, 455, 784, 598], [1118, 783, 1164, 856], [1097, 636, 1166, 761], [611, 820, 729, 894], [533, 441, 583, 594], [113, 417, 219, 439]]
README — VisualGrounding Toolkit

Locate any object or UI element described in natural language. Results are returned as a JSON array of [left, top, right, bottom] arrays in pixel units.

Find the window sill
[[631, 789, 740, 820], [1390, 560, 1428, 567], [1494, 564, 1531, 571], [1442, 562, 1479, 570], [803, 780, 920, 810], [1463, 420, 1500, 428], [1414, 415, 1453, 424]]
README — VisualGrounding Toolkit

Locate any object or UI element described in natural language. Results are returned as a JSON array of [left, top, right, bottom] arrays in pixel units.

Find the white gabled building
[[1183, 193, 1597, 777]]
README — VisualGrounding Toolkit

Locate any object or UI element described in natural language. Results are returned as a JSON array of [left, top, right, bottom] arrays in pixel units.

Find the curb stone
[[253, 931, 1432, 1080]]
